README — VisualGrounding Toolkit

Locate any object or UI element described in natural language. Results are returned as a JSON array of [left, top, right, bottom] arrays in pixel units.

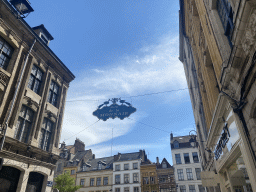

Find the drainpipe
[[0, 38, 36, 151]]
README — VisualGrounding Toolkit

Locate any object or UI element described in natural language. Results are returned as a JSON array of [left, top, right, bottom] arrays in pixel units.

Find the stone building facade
[[171, 134, 204, 192], [156, 158, 176, 192], [179, 0, 256, 191], [112, 150, 148, 192], [76, 156, 114, 192], [140, 161, 159, 192], [0, 0, 75, 191]]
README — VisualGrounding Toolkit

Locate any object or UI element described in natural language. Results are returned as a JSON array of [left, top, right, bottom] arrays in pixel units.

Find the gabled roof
[[80, 156, 114, 172], [157, 158, 173, 169]]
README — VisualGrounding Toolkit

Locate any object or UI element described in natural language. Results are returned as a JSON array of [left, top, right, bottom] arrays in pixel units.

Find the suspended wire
[[127, 117, 171, 133], [66, 87, 197, 102], [64, 120, 100, 141]]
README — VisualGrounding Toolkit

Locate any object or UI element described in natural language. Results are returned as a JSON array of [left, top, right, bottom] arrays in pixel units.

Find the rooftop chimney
[[156, 157, 159, 165]]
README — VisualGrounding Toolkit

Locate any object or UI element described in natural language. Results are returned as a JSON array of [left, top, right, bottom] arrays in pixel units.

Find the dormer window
[[32, 25, 54, 46], [98, 162, 102, 170], [162, 162, 167, 168], [40, 34, 48, 45], [173, 141, 179, 149]]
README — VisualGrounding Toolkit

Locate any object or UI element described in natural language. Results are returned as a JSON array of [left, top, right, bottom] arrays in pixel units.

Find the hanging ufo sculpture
[[93, 98, 136, 121]]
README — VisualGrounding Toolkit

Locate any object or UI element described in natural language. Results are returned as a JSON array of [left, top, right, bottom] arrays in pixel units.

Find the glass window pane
[[31, 65, 37, 75], [36, 69, 43, 80], [33, 79, 40, 93]]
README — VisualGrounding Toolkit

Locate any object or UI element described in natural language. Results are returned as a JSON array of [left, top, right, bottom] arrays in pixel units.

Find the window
[[115, 175, 120, 184], [39, 118, 54, 151], [173, 141, 179, 148], [180, 185, 186, 192], [115, 188, 120, 192], [150, 176, 155, 184], [159, 175, 168, 183], [41, 34, 48, 44], [97, 177, 101, 186], [71, 170, 75, 175], [217, 0, 234, 45], [48, 81, 59, 107], [133, 162, 138, 169], [177, 169, 184, 181], [186, 168, 193, 180], [143, 177, 149, 184], [27, 65, 43, 94], [0, 36, 13, 70], [15, 105, 34, 143], [90, 178, 94, 186], [124, 163, 129, 170], [98, 162, 102, 170], [80, 179, 85, 186], [175, 154, 182, 164], [189, 185, 196, 192], [133, 173, 139, 183], [103, 177, 108, 185], [162, 162, 167, 168], [134, 187, 139, 192], [124, 187, 129, 192], [124, 174, 129, 183], [199, 185, 205, 192], [184, 153, 190, 164], [115, 164, 120, 171], [195, 168, 201, 180], [192, 152, 199, 163], [82, 164, 86, 171]]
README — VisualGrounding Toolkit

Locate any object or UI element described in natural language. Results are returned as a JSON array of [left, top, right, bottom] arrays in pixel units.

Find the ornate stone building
[[0, 0, 75, 191], [156, 158, 176, 192], [140, 160, 159, 192], [179, 0, 256, 191]]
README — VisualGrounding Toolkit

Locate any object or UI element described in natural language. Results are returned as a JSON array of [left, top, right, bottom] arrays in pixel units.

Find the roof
[[171, 135, 191, 144], [72, 150, 90, 161], [80, 156, 114, 172], [157, 158, 173, 169], [116, 152, 141, 162], [170, 135, 198, 149]]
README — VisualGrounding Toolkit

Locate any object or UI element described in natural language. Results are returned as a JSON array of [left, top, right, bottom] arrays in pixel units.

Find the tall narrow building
[[171, 134, 204, 192]]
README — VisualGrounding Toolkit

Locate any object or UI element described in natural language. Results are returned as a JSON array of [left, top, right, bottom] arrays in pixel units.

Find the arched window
[[173, 141, 179, 149]]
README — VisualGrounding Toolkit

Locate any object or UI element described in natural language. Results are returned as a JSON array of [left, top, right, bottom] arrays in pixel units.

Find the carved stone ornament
[[242, 9, 256, 55]]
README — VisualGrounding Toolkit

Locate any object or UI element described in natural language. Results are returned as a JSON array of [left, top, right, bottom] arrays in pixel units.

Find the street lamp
[[10, 0, 34, 18], [189, 130, 197, 147]]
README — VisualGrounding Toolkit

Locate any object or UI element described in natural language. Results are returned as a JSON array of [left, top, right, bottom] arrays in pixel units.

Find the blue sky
[[25, 0, 195, 164]]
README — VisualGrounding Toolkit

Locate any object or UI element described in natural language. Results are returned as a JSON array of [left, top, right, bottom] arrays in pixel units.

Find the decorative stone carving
[[242, 9, 256, 55]]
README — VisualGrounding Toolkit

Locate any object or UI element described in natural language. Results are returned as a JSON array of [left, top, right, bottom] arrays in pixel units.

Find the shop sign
[[201, 171, 219, 186], [93, 98, 136, 121], [214, 124, 230, 160], [47, 181, 53, 187]]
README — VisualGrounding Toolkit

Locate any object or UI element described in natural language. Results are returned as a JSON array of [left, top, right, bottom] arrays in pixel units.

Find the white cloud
[[61, 33, 188, 153]]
